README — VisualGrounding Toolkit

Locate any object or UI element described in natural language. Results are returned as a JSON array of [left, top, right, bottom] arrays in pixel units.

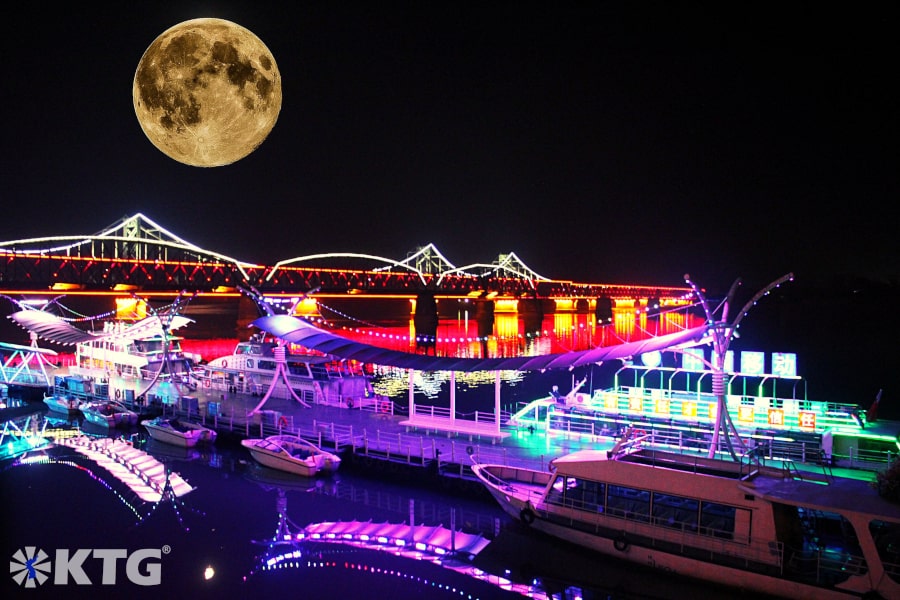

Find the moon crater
[[133, 18, 282, 167]]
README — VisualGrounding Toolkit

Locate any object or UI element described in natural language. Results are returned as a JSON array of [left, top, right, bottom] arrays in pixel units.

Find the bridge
[[0, 214, 692, 315]]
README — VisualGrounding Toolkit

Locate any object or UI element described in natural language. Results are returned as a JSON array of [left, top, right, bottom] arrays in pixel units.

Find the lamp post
[[684, 273, 794, 460], [133, 290, 197, 400]]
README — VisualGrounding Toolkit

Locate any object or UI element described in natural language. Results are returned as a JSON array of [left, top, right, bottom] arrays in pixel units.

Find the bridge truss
[[0, 213, 691, 303]]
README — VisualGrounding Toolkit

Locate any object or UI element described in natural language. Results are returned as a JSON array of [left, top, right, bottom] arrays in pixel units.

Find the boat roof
[[741, 470, 900, 522], [552, 447, 900, 523], [252, 314, 710, 373]]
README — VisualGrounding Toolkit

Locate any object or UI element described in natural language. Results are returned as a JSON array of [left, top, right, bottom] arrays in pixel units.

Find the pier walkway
[[133, 386, 874, 485]]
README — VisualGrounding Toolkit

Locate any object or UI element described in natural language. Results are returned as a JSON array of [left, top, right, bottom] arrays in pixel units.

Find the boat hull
[[43, 396, 83, 417], [472, 462, 899, 600], [142, 420, 216, 448], [241, 436, 341, 477], [80, 402, 139, 429]]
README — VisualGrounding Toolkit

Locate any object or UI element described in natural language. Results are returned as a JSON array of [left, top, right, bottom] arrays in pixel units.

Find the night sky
[[3, 3, 895, 287], [2, 4, 897, 404]]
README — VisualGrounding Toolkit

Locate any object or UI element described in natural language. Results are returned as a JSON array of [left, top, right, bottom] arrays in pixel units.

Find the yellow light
[[204, 566, 215, 580]]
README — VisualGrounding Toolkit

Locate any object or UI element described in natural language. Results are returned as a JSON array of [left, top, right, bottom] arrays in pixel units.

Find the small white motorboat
[[43, 394, 84, 417], [142, 417, 217, 448], [241, 434, 341, 477], [80, 400, 139, 429]]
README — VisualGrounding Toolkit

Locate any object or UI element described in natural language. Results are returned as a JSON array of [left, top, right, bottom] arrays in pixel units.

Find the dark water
[[0, 432, 762, 600]]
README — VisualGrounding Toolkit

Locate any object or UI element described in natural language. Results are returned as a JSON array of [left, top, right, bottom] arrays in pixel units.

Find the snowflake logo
[[10, 546, 51, 588]]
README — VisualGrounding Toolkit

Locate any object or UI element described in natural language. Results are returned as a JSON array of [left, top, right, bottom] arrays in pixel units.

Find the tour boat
[[472, 437, 900, 599], [8, 310, 201, 402], [241, 434, 341, 477], [142, 417, 217, 448], [202, 334, 370, 406], [80, 400, 139, 429], [69, 317, 200, 391]]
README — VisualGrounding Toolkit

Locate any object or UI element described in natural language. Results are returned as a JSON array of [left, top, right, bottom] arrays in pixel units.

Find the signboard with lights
[[738, 405, 755, 423], [771, 352, 797, 378], [798, 411, 817, 430], [682, 348, 705, 370], [740, 351, 765, 375], [768, 408, 785, 427]]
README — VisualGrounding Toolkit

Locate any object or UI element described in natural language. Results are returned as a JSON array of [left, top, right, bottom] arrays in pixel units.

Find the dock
[[56, 435, 194, 502], [108, 384, 876, 486]]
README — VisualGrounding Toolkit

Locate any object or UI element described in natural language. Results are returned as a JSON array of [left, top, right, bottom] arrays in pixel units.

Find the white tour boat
[[472, 438, 900, 599], [241, 434, 341, 477], [202, 334, 370, 407], [142, 417, 217, 448], [8, 309, 201, 403]]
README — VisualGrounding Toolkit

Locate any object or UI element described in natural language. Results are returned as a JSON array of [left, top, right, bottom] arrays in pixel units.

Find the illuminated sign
[[628, 396, 643, 412], [603, 392, 618, 411], [798, 411, 817, 430], [682, 348, 705, 370], [738, 405, 755, 423], [767, 408, 785, 427], [771, 352, 797, 377], [681, 400, 697, 417], [655, 398, 670, 414], [740, 351, 765, 375]]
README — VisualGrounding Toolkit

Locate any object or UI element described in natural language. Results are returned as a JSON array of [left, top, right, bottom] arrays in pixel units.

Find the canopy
[[251, 314, 711, 373]]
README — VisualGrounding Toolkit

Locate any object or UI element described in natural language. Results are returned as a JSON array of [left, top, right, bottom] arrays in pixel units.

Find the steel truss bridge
[[0, 213, 691, 309]]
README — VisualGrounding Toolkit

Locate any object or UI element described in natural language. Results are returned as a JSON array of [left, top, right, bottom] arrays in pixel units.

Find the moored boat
[[202, 334, 371, 407], [142, 417, 217, 448], [472, 440, 900, 599], [42, 394, 84, 417], [241, 434, 341, 477], [80, 400, 139, 429]]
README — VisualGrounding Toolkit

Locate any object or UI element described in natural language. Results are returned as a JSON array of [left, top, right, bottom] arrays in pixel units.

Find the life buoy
[[278, 415, 288, 428], [613, 533, 629, 552], [221, 359, 228, 368], [114, 389, 121, 400], [520, 508, 536, 525], [346, 398, 354, 409], [204, 379, 211, 388]]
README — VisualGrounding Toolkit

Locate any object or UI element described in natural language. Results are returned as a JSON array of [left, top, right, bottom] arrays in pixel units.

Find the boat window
[[870, 519, 900, 584], [546, 477, 605, 513], [652, 493, 698, 531], [700, 501, 736, 539], [607, 485, 650, 522]]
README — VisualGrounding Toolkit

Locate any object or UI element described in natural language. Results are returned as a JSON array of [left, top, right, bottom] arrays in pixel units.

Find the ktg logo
[[10, 545, 167, 587]]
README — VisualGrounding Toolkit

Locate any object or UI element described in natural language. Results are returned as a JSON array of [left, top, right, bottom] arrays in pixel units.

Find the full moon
[[133, 18, 282, 167]]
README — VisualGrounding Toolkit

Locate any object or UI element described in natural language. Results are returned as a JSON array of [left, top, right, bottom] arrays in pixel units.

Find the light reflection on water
[[1, 436, 746, 600]]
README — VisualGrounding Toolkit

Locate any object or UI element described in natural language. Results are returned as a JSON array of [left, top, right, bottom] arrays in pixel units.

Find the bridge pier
[[413, 292, 438, 352]]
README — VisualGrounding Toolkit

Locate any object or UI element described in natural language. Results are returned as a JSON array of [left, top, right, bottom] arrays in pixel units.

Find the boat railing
[[475, 464, 547, 502]]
